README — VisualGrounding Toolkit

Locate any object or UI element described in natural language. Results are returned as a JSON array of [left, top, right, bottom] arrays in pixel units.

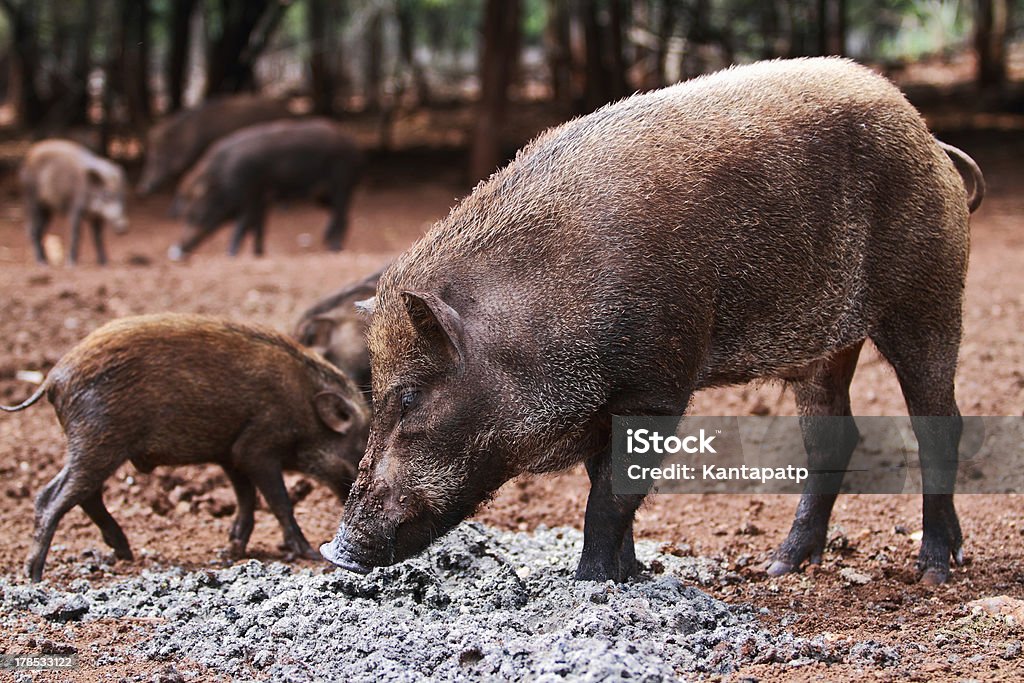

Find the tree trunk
[[364, 9, 383, 112], [545, 0, 571, 105], [816, 0, 845, 56], [975, 0, 1009, 89], [118, 0, 152, 125], [136, 0, 152, 119], [0, 1, 45, 127], [205, 0, 290, 96], [396, 0, 429, 105], [581, 0, 609, 111], [167, 0, 197, 112], [41, 0, 97, 129], [469, 0, 520, 182], [308, 0, 336, 115], [607, 0, 627, 100]]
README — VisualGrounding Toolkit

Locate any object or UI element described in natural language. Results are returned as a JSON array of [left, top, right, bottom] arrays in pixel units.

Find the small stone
[[37, 595, 89, 623], [839, 567, 872, 585], [151, 664, 185, 683]]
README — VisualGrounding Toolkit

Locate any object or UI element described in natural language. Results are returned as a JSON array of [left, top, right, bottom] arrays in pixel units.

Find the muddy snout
[[321, 526, 377, 574]]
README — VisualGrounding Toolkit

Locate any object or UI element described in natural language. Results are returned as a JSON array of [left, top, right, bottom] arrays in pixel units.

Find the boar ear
[[314, 391, 359, 435], [354, 297, 376, 316], [401, 291, 465, 369], [86, 168, 105, 187]]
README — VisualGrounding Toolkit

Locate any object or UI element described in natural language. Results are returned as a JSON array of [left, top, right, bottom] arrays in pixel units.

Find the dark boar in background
[[322, 58, 984, 585], [293, 268, 383, 395], [169, 118, 362, 259], [20, 140, 129, 265], [1, 314, 369, 581], [136, 94, 293, 195]]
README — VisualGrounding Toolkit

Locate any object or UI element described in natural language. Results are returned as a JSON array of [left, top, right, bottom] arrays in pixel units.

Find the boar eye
[[399, 388, 420, 414]]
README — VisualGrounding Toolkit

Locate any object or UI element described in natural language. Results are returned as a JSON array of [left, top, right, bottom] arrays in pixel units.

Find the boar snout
[[323, 465, 441, 573], [322, 501, 402, 573], [320, 528, 374, 574]]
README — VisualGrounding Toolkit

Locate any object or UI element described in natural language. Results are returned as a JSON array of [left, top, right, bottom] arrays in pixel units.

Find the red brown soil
[[0, 128, 1021, 681]]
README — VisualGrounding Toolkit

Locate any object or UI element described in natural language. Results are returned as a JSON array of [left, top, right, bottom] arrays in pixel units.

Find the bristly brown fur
[[338, 57, 981, 583], [19, 312, 370, 581]]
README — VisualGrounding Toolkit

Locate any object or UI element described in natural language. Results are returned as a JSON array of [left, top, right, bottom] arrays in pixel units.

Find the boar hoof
[[765, 559, 797, 577], [919, 566, 950, 585], [226, 540, 248, 559]]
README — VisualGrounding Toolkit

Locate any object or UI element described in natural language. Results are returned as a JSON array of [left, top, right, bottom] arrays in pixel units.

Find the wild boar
[[321, 58, 985, 585], [168, 118, 362, 260], [20, 140, 129, 265], [1, 314, 369, 582], [137, 94, 293, 195], [293, 267, 383, 395]]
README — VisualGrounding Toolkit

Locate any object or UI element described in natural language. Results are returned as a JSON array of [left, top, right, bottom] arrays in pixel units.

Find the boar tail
[[0, 378, 50, 412], [937, 140, 985, 214]]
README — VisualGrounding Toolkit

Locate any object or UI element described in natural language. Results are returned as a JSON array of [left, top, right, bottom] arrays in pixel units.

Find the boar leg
[[768, 342, 863, 577], [223, 465, 256, 557], [80, 491, 132, 560], [576, 449, 647, 582], [241, 461, 319, 560], [26, 458, 121, 582], [228, 204, 267, 257], [873, 325, 963, 585], [323, 183, 355, 252], [67, 208, 85, 265], [90, 216, 108, 265], [26, 201, 51, 264]]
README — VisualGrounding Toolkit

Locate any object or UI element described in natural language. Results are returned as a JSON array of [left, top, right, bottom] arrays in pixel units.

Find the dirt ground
[[0, 124, 1021, 681]]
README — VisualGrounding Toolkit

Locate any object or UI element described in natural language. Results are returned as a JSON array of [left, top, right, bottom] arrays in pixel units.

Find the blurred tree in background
[[0, 0, 1019, 178]]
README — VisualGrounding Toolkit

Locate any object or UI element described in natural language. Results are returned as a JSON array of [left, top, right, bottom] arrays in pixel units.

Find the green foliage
[[522, 0, 547, 45]]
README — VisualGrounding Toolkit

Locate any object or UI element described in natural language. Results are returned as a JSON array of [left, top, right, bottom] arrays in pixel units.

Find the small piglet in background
[[293, 267, 383, 396], [19, 139, 129, 265], [1, 314, 369, 582]]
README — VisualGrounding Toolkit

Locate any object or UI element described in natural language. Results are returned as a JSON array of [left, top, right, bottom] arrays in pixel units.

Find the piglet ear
[[304, 315, 338, 347], [401, 291, 465, 370], [314, 391, 358, 435]]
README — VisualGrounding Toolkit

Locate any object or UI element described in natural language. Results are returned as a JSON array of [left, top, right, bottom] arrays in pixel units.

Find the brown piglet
[[1, 314, 369, 582]]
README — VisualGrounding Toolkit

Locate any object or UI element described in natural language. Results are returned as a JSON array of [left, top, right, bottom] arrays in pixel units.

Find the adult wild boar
[[20, 140, 129, 265], [294, 267, 383, 394], [137, 94, 293, 195], [1, 314, 369, 581], [169, 118, 362, 259], [322, 58, 985, 585]]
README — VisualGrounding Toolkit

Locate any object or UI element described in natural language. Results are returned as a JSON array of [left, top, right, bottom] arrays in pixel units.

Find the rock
[[839, 567, 873, 585], [969, 596, 1024, 626]]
